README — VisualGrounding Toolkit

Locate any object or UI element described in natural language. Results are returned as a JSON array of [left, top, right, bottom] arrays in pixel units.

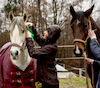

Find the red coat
[[0, 43, 37, 88]]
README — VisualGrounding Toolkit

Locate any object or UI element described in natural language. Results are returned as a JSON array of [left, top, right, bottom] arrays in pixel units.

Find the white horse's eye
[[22, 30, 25, 33], [8, 30, 10, 32]]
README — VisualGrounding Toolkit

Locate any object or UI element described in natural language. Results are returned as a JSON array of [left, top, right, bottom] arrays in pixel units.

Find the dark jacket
[[90, 38, 100, 87], [26, 25, 61, 85], [90, 38, 100, 61]]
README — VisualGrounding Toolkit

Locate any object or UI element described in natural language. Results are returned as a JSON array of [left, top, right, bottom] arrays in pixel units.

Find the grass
[[59, 77, 92, 88]]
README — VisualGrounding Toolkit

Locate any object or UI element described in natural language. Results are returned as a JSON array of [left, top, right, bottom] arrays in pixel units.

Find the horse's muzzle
[[73, 48, 83, 57], [10, 50, 19, 57]]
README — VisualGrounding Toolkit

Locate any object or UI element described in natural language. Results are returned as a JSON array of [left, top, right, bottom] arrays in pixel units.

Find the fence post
[[79, 68, 82, 78]]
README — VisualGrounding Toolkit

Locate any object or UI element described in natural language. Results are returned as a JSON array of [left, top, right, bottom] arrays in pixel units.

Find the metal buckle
[[30, 79, 34, 82], [16, 72, 21, 75], [30, 70, 33, 74], [17, 79, 22, 83]]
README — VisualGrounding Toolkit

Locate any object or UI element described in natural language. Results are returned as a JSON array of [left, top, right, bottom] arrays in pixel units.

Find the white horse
[[9, 12, 32, 71], [0, 12, 37, 88]]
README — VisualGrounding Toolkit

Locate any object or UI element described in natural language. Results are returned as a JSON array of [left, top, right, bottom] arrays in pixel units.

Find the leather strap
[[73, 39, 86, 44]]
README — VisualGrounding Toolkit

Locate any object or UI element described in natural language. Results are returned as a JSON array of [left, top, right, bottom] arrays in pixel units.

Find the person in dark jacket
[[25, 22, 61, 88], [85, 29, 100, 88]]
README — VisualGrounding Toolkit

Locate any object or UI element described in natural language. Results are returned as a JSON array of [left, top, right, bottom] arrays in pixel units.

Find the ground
[[59, 77, 92, 88]]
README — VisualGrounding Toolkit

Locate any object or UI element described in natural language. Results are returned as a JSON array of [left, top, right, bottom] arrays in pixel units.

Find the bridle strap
[[73, 39, 86, 45], [73, 20, 95, 88], [10, 41, 26, 50], [10, 44, 24, 49], [22, 41, 26, 48], [74, 38, 95, 88]]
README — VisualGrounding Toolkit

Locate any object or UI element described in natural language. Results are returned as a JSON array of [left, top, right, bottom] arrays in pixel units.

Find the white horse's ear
[[9, 12, 14, 22], [23, 13, 27, 22]]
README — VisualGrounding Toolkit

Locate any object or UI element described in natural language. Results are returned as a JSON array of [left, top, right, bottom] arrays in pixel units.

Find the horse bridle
[[73, 21, 95, 88], [73, 38, 88, 52], [73, 38, 86, 46], [73, 38, 95, 88], [10, 41, 26, 50]]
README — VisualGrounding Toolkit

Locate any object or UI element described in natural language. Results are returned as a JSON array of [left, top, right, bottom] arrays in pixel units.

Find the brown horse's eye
[[8, 30, 10, 32], [84, 22, 89, 28], [78, 23, 81, 26], [84, 24, 87, 28], [22, 30, 25, 33]]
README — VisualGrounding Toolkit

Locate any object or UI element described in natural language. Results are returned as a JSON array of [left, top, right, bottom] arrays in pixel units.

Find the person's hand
[[25, 22, 33, 27], [85, 58, 94, 64], [25, 30, 31, 38], [88, 29, 96, 39], [25, 22, 37, 35]]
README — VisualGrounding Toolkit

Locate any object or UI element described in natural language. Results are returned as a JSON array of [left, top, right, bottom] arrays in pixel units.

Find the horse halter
[[73, 38, 88, 51], [73, 38, 86, 45], [11, 41, 26, 50]]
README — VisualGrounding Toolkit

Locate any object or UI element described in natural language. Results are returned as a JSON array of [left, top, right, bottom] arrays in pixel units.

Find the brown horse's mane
[[90, 17, 100, 43], [90, 17, 100, 30]]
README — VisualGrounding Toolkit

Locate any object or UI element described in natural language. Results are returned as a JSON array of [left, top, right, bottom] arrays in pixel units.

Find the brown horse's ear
[[84, 5, 94, 18], [70, 6, 76, 18], [23, 13, 27, 22], [9, 12, 14, 22]]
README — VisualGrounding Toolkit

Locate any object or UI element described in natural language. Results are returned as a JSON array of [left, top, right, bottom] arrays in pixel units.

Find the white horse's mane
[[9, 17, 26, 31]]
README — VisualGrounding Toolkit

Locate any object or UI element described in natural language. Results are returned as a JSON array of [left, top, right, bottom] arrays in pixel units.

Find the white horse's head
[[9, 12, 27, 60]]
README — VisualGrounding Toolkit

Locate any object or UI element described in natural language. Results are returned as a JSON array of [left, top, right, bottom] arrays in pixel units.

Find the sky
[[46, 0, 100, 20], [0, 0, 100, 20], [0, 0, 4, 8], [90, 0, 100, 20]]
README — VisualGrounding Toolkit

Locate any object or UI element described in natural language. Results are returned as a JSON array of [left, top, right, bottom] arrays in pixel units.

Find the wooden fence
[[0, 44, 85, 77], [56, 45, 85, 77]]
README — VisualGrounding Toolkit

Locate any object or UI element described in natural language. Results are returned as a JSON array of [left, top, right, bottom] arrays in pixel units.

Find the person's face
[[43, 30, 48, 40]]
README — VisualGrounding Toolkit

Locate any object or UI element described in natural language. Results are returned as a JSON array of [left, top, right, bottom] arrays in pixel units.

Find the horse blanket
[[0, 42, 37, 88]]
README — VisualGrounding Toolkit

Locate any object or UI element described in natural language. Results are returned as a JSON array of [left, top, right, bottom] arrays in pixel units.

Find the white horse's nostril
[[15, 51, 19, 56], [10, 50, 19, 57]]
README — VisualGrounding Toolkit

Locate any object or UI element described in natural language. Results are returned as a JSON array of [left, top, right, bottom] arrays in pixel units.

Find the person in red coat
[[25, 22, 61, 88]]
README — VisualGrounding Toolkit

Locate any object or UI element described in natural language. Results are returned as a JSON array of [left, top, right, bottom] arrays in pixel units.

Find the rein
[[73, 21, 95, 88], [74, 38, 94, 88]]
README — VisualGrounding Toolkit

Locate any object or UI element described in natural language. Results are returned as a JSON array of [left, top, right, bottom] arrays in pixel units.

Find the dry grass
[[59, 77, 92, 88]]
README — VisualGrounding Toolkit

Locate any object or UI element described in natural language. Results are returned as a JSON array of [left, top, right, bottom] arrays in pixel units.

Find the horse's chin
[[73, 49, 83, 57], [75, 54, 82, 57], [13, 57, 18, 60]]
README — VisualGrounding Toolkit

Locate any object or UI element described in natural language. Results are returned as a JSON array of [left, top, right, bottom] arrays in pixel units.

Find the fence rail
[[56, 57, 85, 77], [55, 45, 85, 78], [56, 57, 84, 60], [35, 45, 74, 48], [70, 67, 85, 77]]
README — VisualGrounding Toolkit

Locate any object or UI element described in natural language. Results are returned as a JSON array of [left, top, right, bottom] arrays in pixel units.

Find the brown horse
[[70, 5, 100, 87]]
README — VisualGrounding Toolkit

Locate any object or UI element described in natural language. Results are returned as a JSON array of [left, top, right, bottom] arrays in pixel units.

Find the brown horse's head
[[70, 5, 94, 57]]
